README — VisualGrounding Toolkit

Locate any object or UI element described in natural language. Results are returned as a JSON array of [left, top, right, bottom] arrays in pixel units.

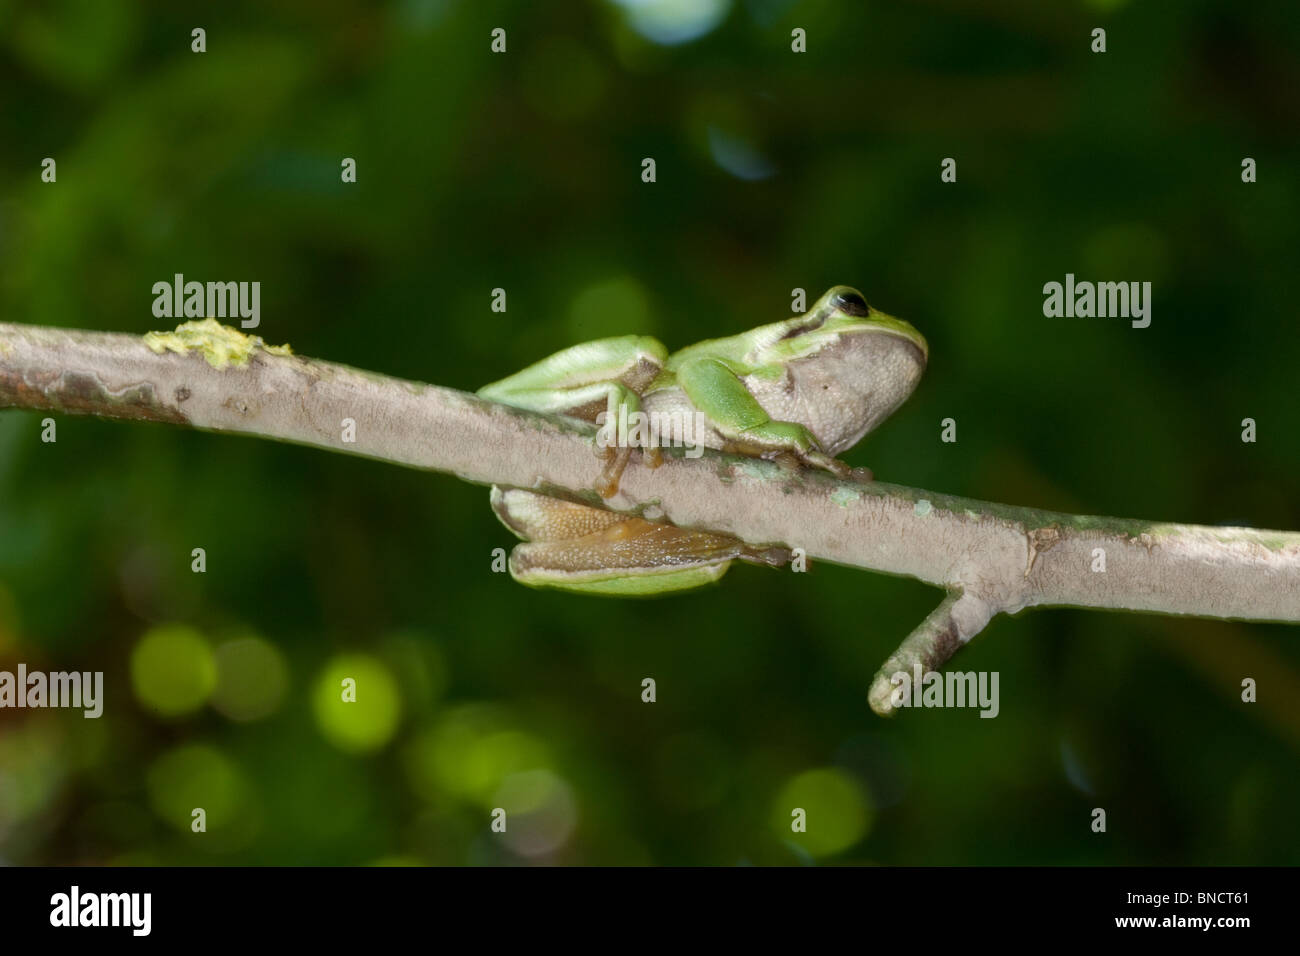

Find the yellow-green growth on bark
[[144, 318, 292, 369]]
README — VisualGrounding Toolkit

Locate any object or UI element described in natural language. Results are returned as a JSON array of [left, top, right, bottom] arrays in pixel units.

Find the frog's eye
[[830, 288, 871, 317]]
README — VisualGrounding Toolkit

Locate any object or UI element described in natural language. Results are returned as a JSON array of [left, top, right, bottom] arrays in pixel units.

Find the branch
[[4, 320, 1298, 715]]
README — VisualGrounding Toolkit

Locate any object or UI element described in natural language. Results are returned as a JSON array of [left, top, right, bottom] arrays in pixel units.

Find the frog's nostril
[[832, 288, 871, 316]]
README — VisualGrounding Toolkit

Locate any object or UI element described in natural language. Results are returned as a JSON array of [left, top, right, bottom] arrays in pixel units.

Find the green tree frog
[[478, 286, 928, 595]]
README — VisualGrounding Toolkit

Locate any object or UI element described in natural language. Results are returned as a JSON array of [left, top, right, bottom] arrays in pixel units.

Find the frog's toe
[[596, 445, 633, 498], [801, 449, 852, 478]]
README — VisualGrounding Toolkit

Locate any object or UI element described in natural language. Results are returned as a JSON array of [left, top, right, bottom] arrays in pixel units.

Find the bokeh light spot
[[0, 721, 67, 843], [567, 276, 651, 341], [212, 635, 289, 722], [311, 654, 402, 754], [405, 705, 551, 805], [130, 624, 216, 717], [609, 0, 732, 46], [772, 768, 871, 857], [146, 744, 245, 831], [707, 126, 776, 181], [494, 769, 578, 858]]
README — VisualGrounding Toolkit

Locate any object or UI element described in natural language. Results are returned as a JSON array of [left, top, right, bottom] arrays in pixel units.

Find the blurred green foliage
[[1, 0, 1298, 865]]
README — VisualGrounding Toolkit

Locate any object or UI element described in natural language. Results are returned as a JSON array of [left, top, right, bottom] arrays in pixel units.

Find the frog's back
[[665, 315, 815, 372]]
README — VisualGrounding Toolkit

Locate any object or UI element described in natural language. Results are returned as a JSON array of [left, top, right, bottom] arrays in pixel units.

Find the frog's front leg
[[490, 488, 786, 596], [593, 383, 647, 498], [674, 357, 852, 477]]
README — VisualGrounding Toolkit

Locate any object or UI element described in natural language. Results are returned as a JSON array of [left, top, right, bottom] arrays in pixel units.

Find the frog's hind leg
[[492, 486, 635, 541], [490, 488, 783, 596]]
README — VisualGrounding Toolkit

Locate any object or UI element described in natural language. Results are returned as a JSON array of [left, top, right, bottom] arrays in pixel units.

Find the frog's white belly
[[744, 364, 876, 455], [755, 342, 924, 453]]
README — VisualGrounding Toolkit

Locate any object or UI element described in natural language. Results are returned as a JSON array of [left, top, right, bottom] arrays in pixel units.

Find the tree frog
[[479, 286, 927, 595]]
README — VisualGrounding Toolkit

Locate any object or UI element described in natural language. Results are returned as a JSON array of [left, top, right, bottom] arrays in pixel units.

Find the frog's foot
[[595, 442, 663, 496], [738, 544, 792, 568], [798, 449, 852, 479], [766, 449, 803, 472], [764, 447, 852, 479], [596, 445, 633, 498], [729, 421, 851, 479]]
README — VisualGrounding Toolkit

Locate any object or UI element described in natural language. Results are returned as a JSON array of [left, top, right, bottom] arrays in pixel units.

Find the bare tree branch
[[4, 320, 1298, 715], [867, 590, 995, 716]]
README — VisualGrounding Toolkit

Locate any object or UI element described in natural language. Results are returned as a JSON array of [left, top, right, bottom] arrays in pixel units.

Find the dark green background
[[1, 0, 1297, 864]]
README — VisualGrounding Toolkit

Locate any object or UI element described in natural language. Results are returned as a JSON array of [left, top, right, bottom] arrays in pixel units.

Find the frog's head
[[751, 286, 929, 453], [756, 286, 928, 367]]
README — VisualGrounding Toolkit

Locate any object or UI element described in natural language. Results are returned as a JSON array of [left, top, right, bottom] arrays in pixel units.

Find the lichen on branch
[[143, 318, 292, 369]]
